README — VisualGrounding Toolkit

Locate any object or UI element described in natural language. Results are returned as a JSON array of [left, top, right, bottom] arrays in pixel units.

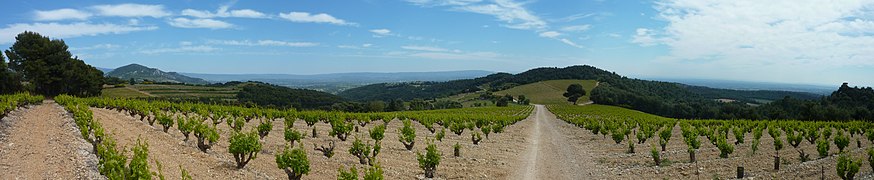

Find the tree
[[5, 31, 104, 96], [366, 101, 386, 112], [417, 141, 441, 178], [388, 99, 405, 111], [0, 53, 22, 94], [563, 84, 586, 104]]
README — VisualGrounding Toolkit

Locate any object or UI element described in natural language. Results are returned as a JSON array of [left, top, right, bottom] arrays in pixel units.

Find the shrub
[[128, 138, 152, 180], [435, 128, 445, 141], [258, 120, 273, 139], [315, 141, 336, 158], [481, 126, 491, 139], [417, 141, 441, 178], [363, 163, 384, 180], [471, 131, 482, 145], [611, 127, 625, 144], [398, 119, 416, 150], [453, 142, 461, 157], [817, 138, 830, 158], [329, 119, 353, 141], [370, 124, 385, 142], [177, 116, 194, 141], [230, 130, 262, 169], [337, 166, 358, 180], [751, 138, 760, 154], [285, 127, 302, 145], [276, 144, 310, 180], [450, 122, 465, 135], [227, 117, 245, 132], [349, 137, 380, 165], [835, 131, 850, 152], [716, 135, 734, 158], [157, 114, 173, 133], [312, 126, 318, 138], [651, 144, 660, 166], [732, 127, 745, 145], [659, 126, 672, 151], [867, 148, 874, 172], [193, 120, 219, 152], [836, 153, 861, 180]]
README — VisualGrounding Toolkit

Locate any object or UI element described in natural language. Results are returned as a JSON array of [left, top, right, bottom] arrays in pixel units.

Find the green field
[[101, 84, 239, 100], [494, 79, 598, 105], [100, 86, 151, 98]]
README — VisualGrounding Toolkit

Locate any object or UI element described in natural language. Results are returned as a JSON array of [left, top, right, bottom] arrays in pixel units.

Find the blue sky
[[1, 0, 873, 87]]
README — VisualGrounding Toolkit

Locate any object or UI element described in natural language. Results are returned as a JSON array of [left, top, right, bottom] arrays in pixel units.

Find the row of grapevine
[[64, 96, 533, 179], [55, 95, 186, 180], [549, 104, 874, 178], [0, 93, 44, 118]]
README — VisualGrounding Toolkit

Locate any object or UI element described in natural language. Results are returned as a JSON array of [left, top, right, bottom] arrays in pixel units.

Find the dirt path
[[511, 105, 600, 180], [0, 101, 102, 179]]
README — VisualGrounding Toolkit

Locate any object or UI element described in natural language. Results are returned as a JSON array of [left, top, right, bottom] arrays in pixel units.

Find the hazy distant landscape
[[2, 1, 873, 180]]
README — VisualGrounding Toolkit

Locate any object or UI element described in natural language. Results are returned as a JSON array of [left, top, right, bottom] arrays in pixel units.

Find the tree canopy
[[4, 31, 103, 96], [563, 84, 586, 104]]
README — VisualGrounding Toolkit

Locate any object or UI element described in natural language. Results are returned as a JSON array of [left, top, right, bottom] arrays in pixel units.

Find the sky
[[1, 0, 873, 87]]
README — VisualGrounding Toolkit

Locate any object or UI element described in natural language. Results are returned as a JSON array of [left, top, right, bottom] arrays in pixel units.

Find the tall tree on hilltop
[[0, 53, 23, 94]]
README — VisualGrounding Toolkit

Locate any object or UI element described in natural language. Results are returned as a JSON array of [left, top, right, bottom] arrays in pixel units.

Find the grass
[[100, 87, 150, 98], [494, 79, 598, 105]]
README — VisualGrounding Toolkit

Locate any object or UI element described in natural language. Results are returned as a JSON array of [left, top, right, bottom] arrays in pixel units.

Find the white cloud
[[338, 43, 374, 49], [362, 43, 373, 47], [69, 43, 120, 51], [401, 45, 449, 52], [453, 0, 546, 30], [559, 38, 583, 48], [207, 40, 319, 47], [649, 0, 874, 66], [0, 22, 157, 44], [181, 4, 267, 18], [179, 41, 193, 46], [631, 28, 659, 47], [538, 31, 561, 38], [560, 24, 591, 32], [91, 4, 171, 18], [167, 18, 233, 29], [278, 12, 355, 26], [139, 45, 218, 54], [638, 0, 874, 83], [409, 0, 545, 30], [369, 29, 394, 37], [409, 51, 500, 60], [34, 9, 92, 21]]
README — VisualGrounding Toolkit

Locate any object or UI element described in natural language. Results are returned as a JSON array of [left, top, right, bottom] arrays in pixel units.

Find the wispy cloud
[[560, 24, 591, 32], [408, 51, 500, 60], [401, 45, 449, 52], [0, 22, 157, 44], [278, 12, 355, 26], [139, 45, 218, 54], [167, 18, 233, 29], [369, 28, 394, 37], [34, 9, 92, 21], [69, 43, 121, 51], [207, 39, 319, 47], [558, 38, 583, 48], [408, 0, 546, 30], [181, 4, 267, 18], [631, 28, 659, 47], [538, 31, 561, 38], [91, 4, 171, 18]]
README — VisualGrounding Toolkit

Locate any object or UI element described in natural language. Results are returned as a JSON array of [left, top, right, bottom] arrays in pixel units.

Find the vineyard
[[549, 104, 874, 179], [52, 96, 533, 179]]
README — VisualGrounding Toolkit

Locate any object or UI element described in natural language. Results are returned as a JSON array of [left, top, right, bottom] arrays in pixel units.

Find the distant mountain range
[[105, 64, 210, 84], [649, 78, 836, 95], [183, 70, 493, 93]]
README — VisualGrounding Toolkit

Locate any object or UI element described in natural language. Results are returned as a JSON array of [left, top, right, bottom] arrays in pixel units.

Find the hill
[[494, 79, 598, 105], [106, 64, 210, 85], [183, 70, 493, 93], [339, 65, 617, 101]]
